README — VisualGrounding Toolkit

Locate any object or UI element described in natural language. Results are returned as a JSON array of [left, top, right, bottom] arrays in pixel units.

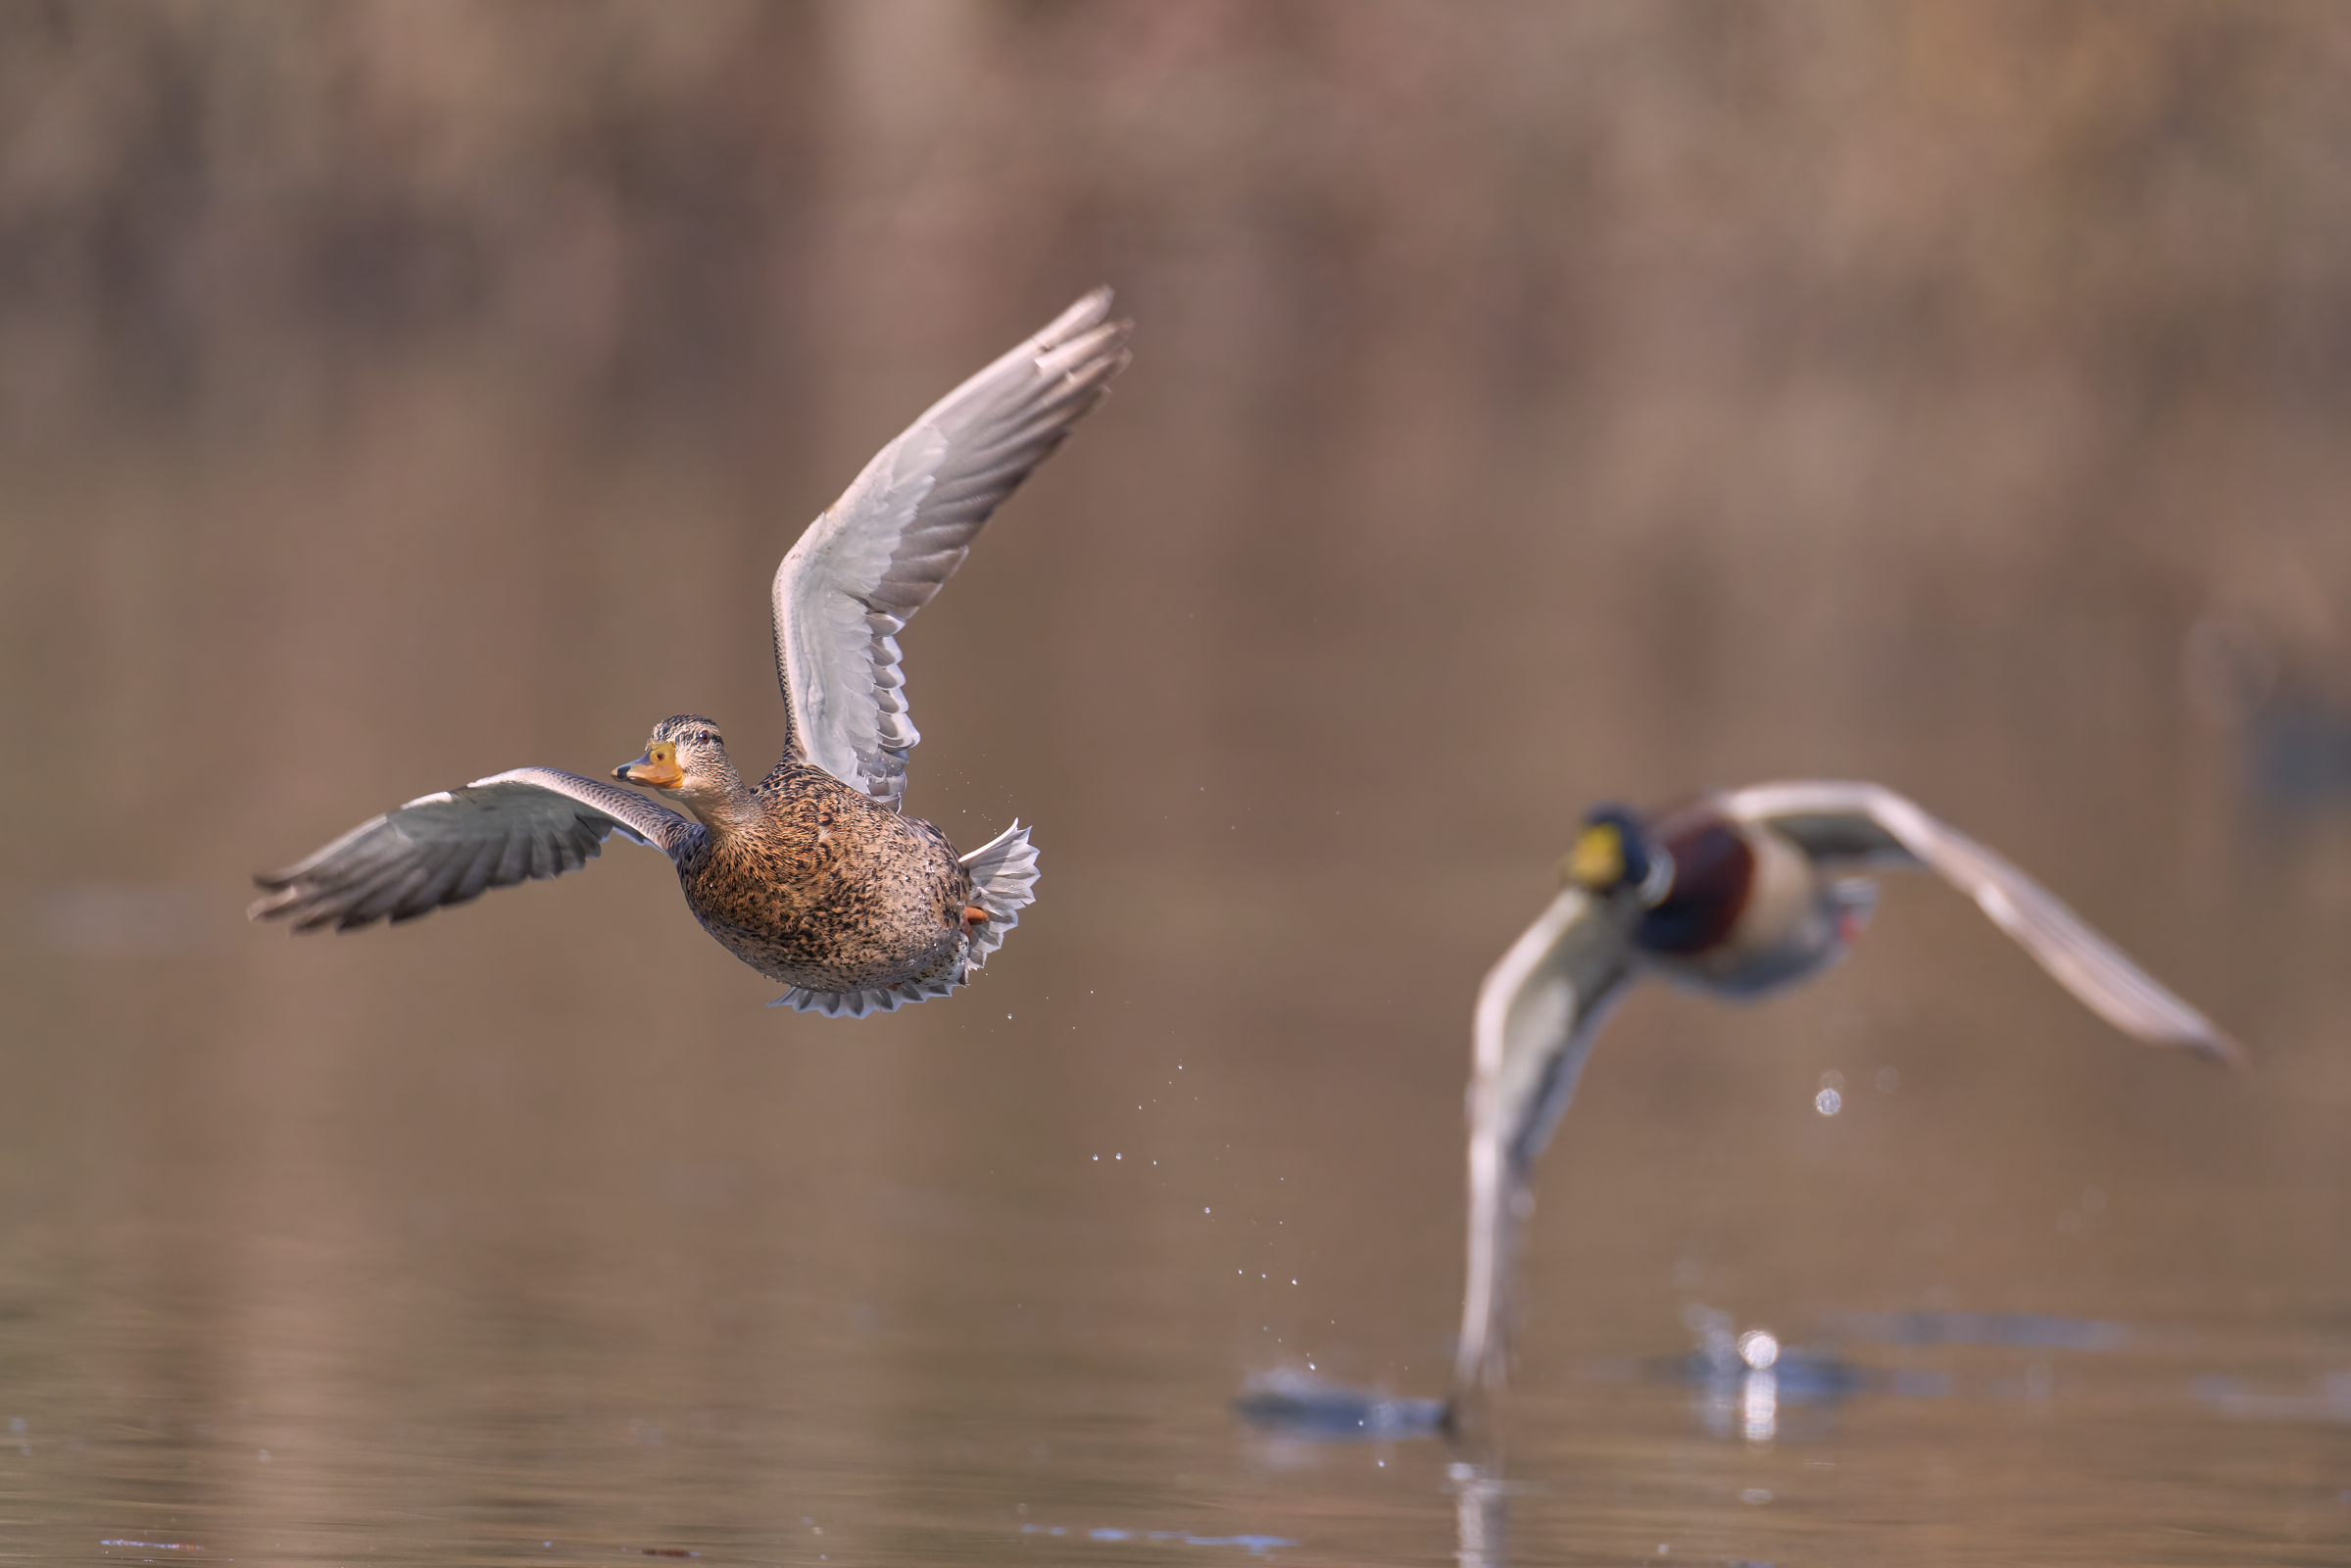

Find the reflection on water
[[1233, 1369, 1448, 1442], [1446, 1461, 1510, 1568], [1671, 1306, 1876, 1446], [7, 4, 2351, 1565], [1019, 1522, 1298, 1556], [2199, 1372, 2351, 1425], [1241, 1295, 2351, 1563]]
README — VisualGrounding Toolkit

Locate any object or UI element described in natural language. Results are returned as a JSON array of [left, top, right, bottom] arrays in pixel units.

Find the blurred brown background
[[0, 2, 2346, 1559]]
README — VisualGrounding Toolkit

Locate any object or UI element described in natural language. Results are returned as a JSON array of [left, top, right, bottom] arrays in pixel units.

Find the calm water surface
[[0, 901, 2343, 1566], [9, 6, 2351, 1561], [4, 1186, 2347, 1566]]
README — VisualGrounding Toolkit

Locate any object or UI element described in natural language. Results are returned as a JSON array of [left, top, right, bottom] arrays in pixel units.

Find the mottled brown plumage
[[250, 289, 1120, 1017], [642, 716, 974, 994]]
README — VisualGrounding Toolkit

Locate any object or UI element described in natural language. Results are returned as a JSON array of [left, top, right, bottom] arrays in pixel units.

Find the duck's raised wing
[[1724, 780, 2246, 1066], [771, 288, 1132, 809], [250, 768, 694, 933], [1452, 886, 1641, 1408]]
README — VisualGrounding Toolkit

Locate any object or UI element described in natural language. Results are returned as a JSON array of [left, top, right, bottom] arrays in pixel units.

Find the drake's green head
[[1561, 805, 1672, 905]]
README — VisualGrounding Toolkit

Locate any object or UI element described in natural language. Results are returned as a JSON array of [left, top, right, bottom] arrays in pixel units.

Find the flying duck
[[251, 289, 1132, 1017], [1451, 780, 2244, 1413]]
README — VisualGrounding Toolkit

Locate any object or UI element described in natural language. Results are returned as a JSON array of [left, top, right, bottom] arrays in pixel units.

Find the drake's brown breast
[[1635, 818, 1753, 956]]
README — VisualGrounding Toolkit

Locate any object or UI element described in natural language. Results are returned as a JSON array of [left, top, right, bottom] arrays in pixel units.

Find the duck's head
[[614, 714, 740, 808], [1562, 805, 1676, 906]]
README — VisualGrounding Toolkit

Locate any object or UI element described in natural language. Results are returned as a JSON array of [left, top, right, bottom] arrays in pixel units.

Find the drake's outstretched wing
[[772, 288, 1133, 808], [1725, 780, 2245, 1066], [250, 768, 695, 933], [1452, 886, 1641, 1407]]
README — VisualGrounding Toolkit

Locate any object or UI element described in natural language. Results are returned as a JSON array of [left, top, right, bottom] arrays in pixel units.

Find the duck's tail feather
[[958, 819, 1040, 970]]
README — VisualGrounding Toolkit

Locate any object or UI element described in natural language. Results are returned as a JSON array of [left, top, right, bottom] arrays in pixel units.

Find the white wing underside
[[772, 290, 1131, 809], [1452, 887, 1640, 1403], [1723, 780, 2243, 1064], [766, 821, 1042, 1019]]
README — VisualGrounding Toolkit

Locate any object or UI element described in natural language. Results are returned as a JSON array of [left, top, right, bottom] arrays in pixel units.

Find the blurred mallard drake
[[252, 289, 1131, 1017], [1451, 780, 2244, 1413]]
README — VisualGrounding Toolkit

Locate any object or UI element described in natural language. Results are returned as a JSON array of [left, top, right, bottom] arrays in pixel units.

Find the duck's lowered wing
[[1453, 885, 1641, 1409], [1724, 780, 2245, 1066], [250, 768, 694, 933], [770, 288, 1132, 809]]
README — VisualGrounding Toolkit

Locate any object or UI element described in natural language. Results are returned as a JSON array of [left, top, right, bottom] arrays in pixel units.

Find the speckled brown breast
[[673, 764, 974, 991]]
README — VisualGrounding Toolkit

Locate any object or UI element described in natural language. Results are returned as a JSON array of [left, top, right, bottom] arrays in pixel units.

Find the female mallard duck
[[251, 289, 1131, 1017], [1451, 780, 2244, 1411]]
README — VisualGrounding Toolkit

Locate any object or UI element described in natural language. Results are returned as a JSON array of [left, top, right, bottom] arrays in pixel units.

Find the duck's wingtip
[[246, 886, 308, 925], [1043, 286, 1118, 342]]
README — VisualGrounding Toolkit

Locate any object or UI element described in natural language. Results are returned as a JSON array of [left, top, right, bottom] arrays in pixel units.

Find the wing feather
[[772, 288, 1133, 808], [1451, 887, 1640, 1410], [404, 837, 477, 913], [250, 767, 694, 933], [450, 835, 504, 906], [1725, 780, 2245, 1065]]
